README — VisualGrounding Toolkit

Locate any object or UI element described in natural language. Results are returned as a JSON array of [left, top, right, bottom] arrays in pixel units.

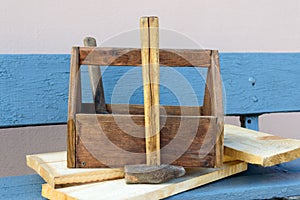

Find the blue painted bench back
[[1, 53, 299, 129]]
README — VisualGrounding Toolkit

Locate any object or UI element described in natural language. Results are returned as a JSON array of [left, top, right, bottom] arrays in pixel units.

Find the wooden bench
[[0, 53, 300, 199]]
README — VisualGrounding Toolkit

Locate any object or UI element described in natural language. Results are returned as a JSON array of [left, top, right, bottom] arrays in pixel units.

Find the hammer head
[[124, 164, 185, 184]]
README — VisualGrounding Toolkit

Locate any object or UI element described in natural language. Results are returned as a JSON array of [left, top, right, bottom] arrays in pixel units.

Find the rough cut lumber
[[26, 152, 124, 188], [27, 124, 300, 188], [41, 161, 247, 200], [224, 124, 300, 166]]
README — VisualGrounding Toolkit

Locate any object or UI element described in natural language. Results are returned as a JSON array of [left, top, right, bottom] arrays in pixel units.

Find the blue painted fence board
[[0, 174, 46, 200], [1, 159, 300, 199], [1, 53, 300, 127]]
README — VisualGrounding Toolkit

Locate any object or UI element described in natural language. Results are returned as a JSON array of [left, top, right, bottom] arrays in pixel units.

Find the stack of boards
[[27, 124, 300, 199]]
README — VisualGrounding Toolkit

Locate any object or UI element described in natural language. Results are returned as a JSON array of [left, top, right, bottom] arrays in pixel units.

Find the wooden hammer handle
[[140, 16, 160, 166]]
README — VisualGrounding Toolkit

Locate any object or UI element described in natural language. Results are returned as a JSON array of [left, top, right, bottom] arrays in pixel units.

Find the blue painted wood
[[0, 174, 45, 200], [240, 115, 259, 131], [0, 55, 70, 127], [1, 53, 300, 127], [1, 160, 300, 199], [166, 159, 300, 199]]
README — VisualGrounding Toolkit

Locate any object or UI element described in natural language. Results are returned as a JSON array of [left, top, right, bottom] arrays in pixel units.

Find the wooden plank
[[224, 124, 300, 166], [2, 53, 300, 127], [0, 174, 45, 200], [41, 161, 247, 200], [203, 50, 224, 167], [67, 47, 81, 168], [79, 47, 211, 67], [84, 37, 107, 114], [75, 114, 218, 168], [81, 103, 202, 116], [25, 124, 300, 188], [140, 16, 161, 165], [26, 152, 124, 188]]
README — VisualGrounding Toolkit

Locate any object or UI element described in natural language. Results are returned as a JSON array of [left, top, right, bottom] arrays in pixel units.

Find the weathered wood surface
[[41, 161, 247, 200], [140, 16, 161, 166], [224, 124, 300, 166], [81, 103, 202, 116], [79, 47, 211, 67], [124, 164, 185, 184], [84, 37, 107, 114], [75, 114, 218, 168], [203, 50, 224, 167], [26, 152, 124, 188], [67, 47, 81, 168], [1, 53, 300, 127]]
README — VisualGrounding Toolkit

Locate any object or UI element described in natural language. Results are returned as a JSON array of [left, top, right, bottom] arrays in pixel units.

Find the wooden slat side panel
[[81, 103, 202, 116], [79, 47, 211, 67], [67, 47, 82, 168], [202, 50, 224, 167], [75, 114, 218, 168]]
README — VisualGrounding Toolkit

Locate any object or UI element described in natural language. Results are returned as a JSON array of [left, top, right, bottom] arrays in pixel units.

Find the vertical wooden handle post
[[84, 37, 107, 114], [140, 16, 160, 166]]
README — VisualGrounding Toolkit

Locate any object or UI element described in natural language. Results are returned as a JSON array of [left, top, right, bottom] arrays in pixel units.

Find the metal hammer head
[[124, 164, 185, 184]]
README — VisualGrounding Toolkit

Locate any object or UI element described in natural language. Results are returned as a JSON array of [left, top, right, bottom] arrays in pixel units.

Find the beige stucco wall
[[0, 0, 299, 176]]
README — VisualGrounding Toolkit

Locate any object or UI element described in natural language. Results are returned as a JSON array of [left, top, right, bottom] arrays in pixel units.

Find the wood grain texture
[[81, 103, 202, 116], [140, 16, 161, 165], [224, 124, 300, 166], [41, 161, 247, 200], [203, 50, 224, 167], [79, 47, 211, 67], [75, 114, 218, 168], [148, 17, 161, 165], [26, 152, 124, 188], [2, 53, 300, 127], [83, 37, 107, 114], [67, 47, 81, 168]]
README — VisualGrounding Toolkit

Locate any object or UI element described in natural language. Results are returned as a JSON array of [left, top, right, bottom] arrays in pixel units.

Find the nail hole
[[82, 161, 86, 167], [252, 82, 255, 86], [247, 119, 251, 124]]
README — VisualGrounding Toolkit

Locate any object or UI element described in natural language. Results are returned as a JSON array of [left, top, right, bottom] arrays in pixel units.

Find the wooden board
[[75, 114, 218, 168], [27, 124, 300, 189], [224, 124, 300, 166], [81, 103, 203, 116], [26, 152, 124, 188], [2, 53, 300, 128], [79, 47, 212, 67], [41, 161, 247, 200]]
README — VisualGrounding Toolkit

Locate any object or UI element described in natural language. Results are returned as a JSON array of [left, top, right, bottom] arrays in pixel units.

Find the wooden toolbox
[[67, 47, 224, 169]]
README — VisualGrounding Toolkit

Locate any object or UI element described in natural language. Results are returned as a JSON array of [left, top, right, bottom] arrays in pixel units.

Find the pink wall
[[1, 0, 300, 53]]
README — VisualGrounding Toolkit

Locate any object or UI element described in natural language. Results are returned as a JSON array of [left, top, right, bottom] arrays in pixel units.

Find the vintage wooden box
[[67, 47, 224, 168]]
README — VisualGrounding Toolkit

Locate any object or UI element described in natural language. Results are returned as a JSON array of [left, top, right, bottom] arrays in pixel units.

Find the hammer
[[124, 16, 185, 184]]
